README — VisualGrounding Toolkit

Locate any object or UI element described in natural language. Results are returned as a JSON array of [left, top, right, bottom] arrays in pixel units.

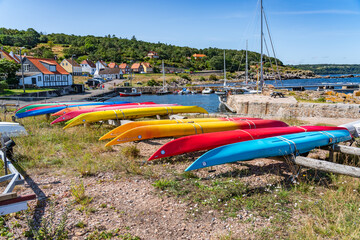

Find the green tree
[[0, 81, 8, 92], [0, 59, 20, 85]]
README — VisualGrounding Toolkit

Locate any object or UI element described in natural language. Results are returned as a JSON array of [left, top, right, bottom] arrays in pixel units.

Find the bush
[[0, 81, 8, 92], [209, 74, 218, 81], [153, 67, 160, 73], [147, 79, 160, 86], [179, 73, 191, 81], [199, 76, 206, 81]]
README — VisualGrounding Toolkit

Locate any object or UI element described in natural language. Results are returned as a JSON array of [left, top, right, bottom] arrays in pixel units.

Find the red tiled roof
[[131, 63, 141, 69], [192, 54, 207, 58], [108, 62, 117, 68], [81, 59, 96, 68], [119, 63, 128, 69], [0, 50, 17, 62], [26, 56, 69, 75]]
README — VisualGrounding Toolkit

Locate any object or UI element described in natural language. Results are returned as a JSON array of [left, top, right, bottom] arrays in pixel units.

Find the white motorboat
[[0, 122, 28, 137], [202, 88, 214, 94]]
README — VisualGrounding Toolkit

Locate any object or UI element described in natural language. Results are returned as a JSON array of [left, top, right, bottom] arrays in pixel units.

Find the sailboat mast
[[245, 40, 248, 84], [162, 60, 165, 88], [223, 50, 226, 87], [260, 0, 264, 89]]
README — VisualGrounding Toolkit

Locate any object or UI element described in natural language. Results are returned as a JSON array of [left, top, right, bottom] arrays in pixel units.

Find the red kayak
[[148, 126, 347, 161], [50, 104, 179, 124]]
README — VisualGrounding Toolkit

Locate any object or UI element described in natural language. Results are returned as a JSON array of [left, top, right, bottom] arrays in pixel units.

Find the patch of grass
[[0, 88, 56, 96], [0, 216, 14, 239], [75, 221, 87, 228], [70, 181, 93, 206], [280, 116, 306, 126], [25, 201, 69, 239], [121, 145, 140, 159], [85, 229, 140, 240], [292, 176, 360, 239]]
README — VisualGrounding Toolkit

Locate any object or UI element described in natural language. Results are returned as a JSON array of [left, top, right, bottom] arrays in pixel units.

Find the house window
[[38, 76, 42, 81], [63, 76, 66, 81], [49, 65, 56, 72], [23, 64, 30, 72], [66, 63, 68, 66], [51, 76, 54, 81]]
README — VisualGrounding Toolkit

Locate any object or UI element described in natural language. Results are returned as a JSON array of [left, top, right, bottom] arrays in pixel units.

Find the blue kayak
[[185, 130, 352, 171], [15, 101, 131, 119]]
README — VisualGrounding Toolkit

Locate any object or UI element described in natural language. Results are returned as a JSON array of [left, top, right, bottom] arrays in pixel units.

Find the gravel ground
[[2, 117, 358, 239]]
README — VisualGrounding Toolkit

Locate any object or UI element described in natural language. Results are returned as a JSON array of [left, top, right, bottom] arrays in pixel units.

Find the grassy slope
[[4, 112, 360, 239], [0, 88, 56, 96]]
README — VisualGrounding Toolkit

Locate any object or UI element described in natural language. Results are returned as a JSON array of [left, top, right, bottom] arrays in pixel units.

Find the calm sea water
[[109, 93, 226, 113], [109, 75, 360, 113]]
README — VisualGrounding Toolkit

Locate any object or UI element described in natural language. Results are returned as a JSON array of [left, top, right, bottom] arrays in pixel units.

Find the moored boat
[[119, 88, 141, 97], [0, 122, 28, 137], [202, 88, 214, 94]]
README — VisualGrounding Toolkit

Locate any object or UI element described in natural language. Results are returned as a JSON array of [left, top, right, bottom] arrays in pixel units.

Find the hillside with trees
[[0, 27, 283, 72], [292, 64, 360, 75]]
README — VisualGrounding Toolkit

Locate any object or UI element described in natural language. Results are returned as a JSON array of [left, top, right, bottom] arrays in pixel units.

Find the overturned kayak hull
[[64, 106, 208, 129], [51, 104, 179, 124], [185, 130, 352, 171], [149, 126, 347, 160], [100, 117, 262, 140], [105, 119, 288, 146], [52, 102, 156, 116], [15, 101, 131, 118]]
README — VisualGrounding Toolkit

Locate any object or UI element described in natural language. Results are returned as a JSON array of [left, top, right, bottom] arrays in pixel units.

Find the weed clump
[[122, 145, 140, 159]]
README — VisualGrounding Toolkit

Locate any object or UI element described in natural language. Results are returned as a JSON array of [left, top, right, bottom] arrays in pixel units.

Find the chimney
[[24, 52, 27, 56]]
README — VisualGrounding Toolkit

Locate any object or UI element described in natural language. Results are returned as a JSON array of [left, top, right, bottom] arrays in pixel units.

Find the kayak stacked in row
[[99, 117, 352, 171], [15, 101, 132, 118], [15, 101, 209, 131], [99, 118, 288, 146]]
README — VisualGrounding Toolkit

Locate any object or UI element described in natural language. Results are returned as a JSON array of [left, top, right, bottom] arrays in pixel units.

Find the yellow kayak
[[99, 117, 260, 140], [105, 119, 288, 146], [63, 106, 208, 129]]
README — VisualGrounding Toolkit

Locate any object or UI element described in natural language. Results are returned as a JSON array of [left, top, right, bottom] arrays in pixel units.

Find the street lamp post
[[19, 47, 25, 93], [71, 55, 75, 84]]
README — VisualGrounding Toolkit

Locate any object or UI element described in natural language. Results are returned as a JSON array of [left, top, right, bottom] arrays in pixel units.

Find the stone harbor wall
[[227, 95, 360, 119]]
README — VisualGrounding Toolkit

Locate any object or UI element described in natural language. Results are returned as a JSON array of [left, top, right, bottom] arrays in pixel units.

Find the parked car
[[92, 77, 106, 83], [85, 79, 102, 87]]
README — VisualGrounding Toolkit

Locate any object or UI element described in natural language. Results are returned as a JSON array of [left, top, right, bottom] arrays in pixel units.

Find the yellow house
[[141, 62, 153, 73], [60, 59, 82, 75]]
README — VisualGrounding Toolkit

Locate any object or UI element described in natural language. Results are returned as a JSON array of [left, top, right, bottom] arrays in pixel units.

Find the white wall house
[[81, 59, 96, 75], [98, 68, 123, 80], [18, 57, 72, 87], [96, 60, 107, 70]]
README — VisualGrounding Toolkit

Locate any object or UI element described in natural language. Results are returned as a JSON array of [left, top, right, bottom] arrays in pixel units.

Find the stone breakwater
[[227, 95, 360, 119]]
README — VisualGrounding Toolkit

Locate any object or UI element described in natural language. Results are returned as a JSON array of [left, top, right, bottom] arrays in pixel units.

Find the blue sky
[[0, 0, 359, 64]]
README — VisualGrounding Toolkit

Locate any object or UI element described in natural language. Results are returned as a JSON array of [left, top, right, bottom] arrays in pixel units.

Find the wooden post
[[45, 113, 50, 121], [333, 145, 360, 156], [295, 156, 360, 178]]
